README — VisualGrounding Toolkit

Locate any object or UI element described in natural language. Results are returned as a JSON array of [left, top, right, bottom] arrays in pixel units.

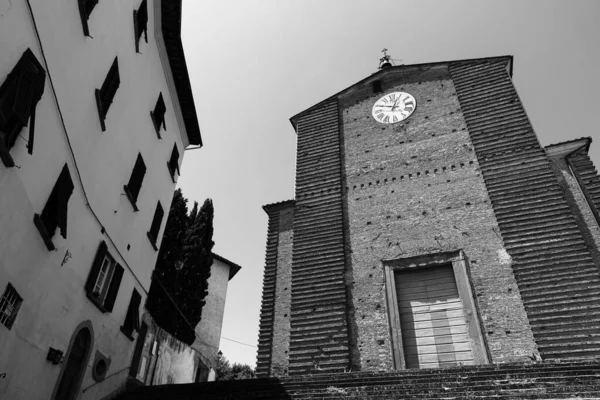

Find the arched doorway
[[53, 322, 93, 400]]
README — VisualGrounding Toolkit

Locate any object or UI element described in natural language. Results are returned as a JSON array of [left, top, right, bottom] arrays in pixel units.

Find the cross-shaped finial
[[381, 48, 389, 57]]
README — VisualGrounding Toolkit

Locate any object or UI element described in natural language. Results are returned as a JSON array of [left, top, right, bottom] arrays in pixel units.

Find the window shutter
[[85, 241, 108, 294], [132, 289, 141, 331], [137, 0, 148, 43], [56, 164, 74, 239], [149, 202, 164, 240], [104, 263, 124, 312], [154, 93, 166, 130], [127, 153, 146, 202], [83, 0, 99, 18], [168, 145, 180, 176], [100, 58, 120, 115]]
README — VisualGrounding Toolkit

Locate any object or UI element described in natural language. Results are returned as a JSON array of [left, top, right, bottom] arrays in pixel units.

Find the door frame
[[51, 320, 94, 400], [382, 250, 490, 369]]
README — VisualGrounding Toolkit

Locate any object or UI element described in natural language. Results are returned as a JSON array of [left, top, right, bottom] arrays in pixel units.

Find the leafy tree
[[147, 189, 214, 344], [215, 351, 256, 381]]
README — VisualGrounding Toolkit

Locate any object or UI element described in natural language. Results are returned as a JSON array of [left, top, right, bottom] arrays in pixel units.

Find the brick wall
[[339, 67, 536, 370], [271, 205, 294, 376]]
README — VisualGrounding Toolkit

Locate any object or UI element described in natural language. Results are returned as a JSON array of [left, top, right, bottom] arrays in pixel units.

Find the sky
[[177, 0, 600, 367]]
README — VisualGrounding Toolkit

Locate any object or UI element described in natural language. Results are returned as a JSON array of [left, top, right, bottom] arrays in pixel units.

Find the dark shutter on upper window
[[40, 164, 74, 239], [85, 241, 108, 294], [151, 93, 166, 138], [78, 0, 99, 36], [168, 144, 180, 179], [95, 57, 120, 131], [122, 289, 141, 337], [147, 202, 164, 250], [0, 48, 46, 165], [104, 263, 124, 312], [126, 153, 146, 204], [133, 0, 148, 52]]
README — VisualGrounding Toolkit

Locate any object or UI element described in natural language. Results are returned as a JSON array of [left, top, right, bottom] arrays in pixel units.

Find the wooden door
[[395, 264, 473, 369], [55, 328, 91, 400]]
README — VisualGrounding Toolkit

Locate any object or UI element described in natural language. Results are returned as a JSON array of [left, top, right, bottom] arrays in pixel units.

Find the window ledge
[[123, 185, 139, 211], [150, 111, 162, 139], [86, 291, 108, 314], [33, 214, 55, 251], [95, 89, 106, 132], [146, 231, 158, 251], [120, 325, 135, 341]]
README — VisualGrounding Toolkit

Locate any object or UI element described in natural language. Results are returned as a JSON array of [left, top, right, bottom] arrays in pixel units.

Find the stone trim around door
[[383, 250, 490, 370]]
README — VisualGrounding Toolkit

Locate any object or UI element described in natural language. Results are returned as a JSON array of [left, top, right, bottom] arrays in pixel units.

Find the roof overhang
[[212, 253, 242, 280], [289, 55, 514, 131], [154, 0, 202, 147], [545, 137, 592, 158]]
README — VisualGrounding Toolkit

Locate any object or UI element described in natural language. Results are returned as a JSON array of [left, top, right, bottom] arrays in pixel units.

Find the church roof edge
[[263, 199, 295, 214], [212, 252, 242, 280], [289, 55, 514, 131]]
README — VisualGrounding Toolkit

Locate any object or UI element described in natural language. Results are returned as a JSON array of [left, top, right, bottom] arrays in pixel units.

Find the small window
[[372, 80, 383, 93], [0, 283, 22, 330], [77, 0, 99, 37], [33, 164, 74, 251], [150, 93, 166, 139], [95, 57, 120, 132], [167, 144, 180, 182], [124, 153, 146, 210], [85, 241, 124, 313], [0, 48, 46, 167], [120, 289, 141, 340], [147, 202, 164, 251], [133, 0, 148, 53]]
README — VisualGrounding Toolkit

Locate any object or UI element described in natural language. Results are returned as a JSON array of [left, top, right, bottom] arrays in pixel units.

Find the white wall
[[0, 1, 192, 399]]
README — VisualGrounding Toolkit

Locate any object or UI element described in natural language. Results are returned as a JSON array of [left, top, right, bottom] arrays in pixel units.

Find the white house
[[0, 1, 201, 399]]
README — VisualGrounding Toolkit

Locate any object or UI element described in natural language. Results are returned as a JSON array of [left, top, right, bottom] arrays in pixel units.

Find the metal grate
[[0, 283, 22, 329]]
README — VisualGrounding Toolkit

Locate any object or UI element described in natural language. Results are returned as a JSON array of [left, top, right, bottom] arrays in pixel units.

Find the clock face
[[372, 92, 416, 124]]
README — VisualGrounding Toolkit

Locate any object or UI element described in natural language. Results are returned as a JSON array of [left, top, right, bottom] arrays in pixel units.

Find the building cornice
[[155, 0, 202, 147], [212, 253, 242, 280]]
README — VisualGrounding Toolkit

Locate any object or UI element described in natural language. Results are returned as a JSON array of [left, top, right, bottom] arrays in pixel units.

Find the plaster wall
[[339, 69, 537, 371], [0, 1, 190, 399], [193, 258, 231, 367]]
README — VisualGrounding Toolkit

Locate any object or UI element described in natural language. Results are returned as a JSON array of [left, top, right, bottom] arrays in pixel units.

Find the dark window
[[124, 153, 146, 210], [133, 0, 148, 53], [85, 241, 124, 313], [120, 289, 141, 340], [150, 93, 166, 139], [0, 48, 46, 167], [95, 57, 120, 132], [373, 80, 383, 93], [78, 0, 99, 37], [147, 202, 164, 251], [0, 283, 22, 330], [167, 144, 179, 182], [34, 164, 74, 251]]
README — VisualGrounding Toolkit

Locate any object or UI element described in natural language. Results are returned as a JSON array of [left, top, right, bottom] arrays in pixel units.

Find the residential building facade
[[257, 56, 600, 377], [0, 1, 201, 399]]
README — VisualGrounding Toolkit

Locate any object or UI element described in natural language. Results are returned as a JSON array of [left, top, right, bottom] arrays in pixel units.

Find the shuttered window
[[133, 0, 148, 53], [85, 241, 124, 313], [395, 265, 474, 369], [124, 153, 146, 210], [167, 144, 179, 181], [33, 164, 74, 251], [150, 93, 166, 138], [77, 0, 99, 36], [95, 57, 120, 132], [0, 48, 46, 167], [147, 202, 164, 250], [0, 283, 22, 330], [121, 289, 141, 340]]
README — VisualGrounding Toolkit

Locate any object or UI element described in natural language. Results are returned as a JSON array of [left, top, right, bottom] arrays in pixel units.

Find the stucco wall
[[193, 258, 231, 367], [0, 1, 191, 399]]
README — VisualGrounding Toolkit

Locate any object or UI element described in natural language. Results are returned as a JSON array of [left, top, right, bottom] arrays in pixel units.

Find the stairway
[[119, 360, 600, 399]]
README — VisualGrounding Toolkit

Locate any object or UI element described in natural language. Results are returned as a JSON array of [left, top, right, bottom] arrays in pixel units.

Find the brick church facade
[[256, 56, 600, 377]]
